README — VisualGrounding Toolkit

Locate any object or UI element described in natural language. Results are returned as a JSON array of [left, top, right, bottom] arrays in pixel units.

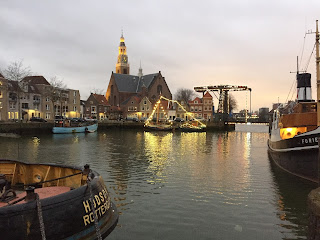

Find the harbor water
[[0, 124, 314, 240]]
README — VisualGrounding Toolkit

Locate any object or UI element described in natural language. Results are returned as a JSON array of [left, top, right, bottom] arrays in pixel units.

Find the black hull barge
[[0, 159, 118, 240], [268, 129, 319, 183]]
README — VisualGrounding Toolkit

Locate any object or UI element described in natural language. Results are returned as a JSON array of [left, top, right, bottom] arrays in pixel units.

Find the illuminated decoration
[[144, 96, 206, 128], [280, 127, 307, 140]]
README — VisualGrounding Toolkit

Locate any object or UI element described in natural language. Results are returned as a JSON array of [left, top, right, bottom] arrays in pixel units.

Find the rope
[[87, 175, 102, 240], [36, 193, 46, 240], [24, 171, 82, 187]]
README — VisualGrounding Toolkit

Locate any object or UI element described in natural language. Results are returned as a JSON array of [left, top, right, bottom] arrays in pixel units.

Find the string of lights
[[144, 96, 206, 128]]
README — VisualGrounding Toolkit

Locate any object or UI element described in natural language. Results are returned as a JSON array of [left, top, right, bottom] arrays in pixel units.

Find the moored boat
[[53, 118, 98, 134], [179, 120, 206, 132], [0, 159, 118, 240], [144, 123, 173, 131], [268, 20, 320, 183]]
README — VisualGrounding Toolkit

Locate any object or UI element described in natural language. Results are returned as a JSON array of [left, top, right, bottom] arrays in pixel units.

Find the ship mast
[[316, 20, 320, 126]]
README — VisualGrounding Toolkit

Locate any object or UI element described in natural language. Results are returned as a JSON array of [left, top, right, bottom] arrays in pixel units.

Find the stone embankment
[[0, 121, 234, 135]]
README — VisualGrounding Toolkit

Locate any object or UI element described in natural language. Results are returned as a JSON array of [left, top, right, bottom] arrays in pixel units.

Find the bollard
[[25, 186, 36, 202]]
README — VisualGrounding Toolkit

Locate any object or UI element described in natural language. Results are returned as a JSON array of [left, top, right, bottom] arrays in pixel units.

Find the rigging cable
[[303, 43, 316, 72], [285, 77, 297, 103]]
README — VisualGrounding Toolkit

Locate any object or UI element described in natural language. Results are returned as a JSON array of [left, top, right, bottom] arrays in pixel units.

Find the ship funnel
[[297, 73, 312, 102]]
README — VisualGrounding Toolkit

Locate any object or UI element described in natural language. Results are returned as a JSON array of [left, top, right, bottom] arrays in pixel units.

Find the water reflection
[[268, 153, 313, 239], [0, 129, 312, 240]]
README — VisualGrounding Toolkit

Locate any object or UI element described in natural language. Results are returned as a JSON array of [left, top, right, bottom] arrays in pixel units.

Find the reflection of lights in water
[[243, 132, 251, 161], [144, 132, 173, 184], [32, 136, 40, 146], [73, 136, 79, 143]]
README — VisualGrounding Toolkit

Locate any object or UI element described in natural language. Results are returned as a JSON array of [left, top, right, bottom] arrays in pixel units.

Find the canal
[[0, 125, 314, 240]]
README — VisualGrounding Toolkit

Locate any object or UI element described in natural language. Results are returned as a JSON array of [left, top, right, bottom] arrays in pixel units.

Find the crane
[[194, 85, 252, 121]]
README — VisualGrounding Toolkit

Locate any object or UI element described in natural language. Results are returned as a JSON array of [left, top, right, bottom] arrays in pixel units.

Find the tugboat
[[0, 159, 118, 240], [268, 20, 320, 183]]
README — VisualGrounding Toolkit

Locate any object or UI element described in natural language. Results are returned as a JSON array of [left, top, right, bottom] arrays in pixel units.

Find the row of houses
[[0, 74, 81, 121], [0, 72, 215, 122]]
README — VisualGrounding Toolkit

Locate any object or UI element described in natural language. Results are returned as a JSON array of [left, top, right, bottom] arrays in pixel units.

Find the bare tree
[[46, 76, 67, 117], [228, 94, 238, 113], [91, 88, 105, 95], [175, 88, 196, 104], [3, 60, 32, 81], [2, 60, 32, 120]]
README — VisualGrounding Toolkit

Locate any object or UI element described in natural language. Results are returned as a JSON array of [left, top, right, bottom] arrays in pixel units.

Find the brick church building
[[105, 33, 172, 119]]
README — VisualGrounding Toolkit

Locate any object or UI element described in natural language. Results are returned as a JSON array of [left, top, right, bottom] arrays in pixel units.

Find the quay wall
[[0, 121, 235, 135], [0, 122, 53, 135]]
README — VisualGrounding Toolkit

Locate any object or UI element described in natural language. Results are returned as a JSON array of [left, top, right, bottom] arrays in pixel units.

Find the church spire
[[138, 60, 143, 78], [116, 31, 130, 74]]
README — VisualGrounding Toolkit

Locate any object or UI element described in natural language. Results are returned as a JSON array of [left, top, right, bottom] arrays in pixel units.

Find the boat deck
[[0, 186, 70, 208]]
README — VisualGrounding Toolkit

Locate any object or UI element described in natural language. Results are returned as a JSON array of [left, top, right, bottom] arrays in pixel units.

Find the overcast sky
[[0, 0, 319, 111]]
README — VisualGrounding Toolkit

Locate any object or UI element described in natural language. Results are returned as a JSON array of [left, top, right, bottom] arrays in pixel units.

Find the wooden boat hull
[[0, 160, 118, 240], [180, 127, 205, 132], [144, 124, 173, 131], [267, 132, 319, 183], [52, 123, 98, 134]]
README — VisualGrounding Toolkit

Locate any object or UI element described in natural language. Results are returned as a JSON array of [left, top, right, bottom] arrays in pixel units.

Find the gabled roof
[[189, 97, 202, 104], [22, 76, 50, 85], [113, 73, 158, 93], [122, 94, 141, 105], [203, 92, 212, 98], [92, 94, 109, 106], [27, 83, 40, 94]]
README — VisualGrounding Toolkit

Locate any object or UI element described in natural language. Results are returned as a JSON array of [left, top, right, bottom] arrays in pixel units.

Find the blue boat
[[52, 119, 98, 134]]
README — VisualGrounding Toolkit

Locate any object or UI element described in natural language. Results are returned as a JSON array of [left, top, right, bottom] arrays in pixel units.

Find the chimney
[[297, 73, 312, 102]]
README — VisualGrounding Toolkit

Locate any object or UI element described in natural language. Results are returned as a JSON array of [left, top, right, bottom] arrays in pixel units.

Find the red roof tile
[[93, 94, 109, 106]]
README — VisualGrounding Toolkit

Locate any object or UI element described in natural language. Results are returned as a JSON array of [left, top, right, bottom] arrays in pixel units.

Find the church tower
[[116, 32, 130, 74]]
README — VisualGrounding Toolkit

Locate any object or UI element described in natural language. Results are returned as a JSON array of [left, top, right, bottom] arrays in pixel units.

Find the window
[[0, 102, 2, 109], [46, 104, 50, 110], [0, 81, 2, 86], [46, 113, 51, 119], [0, 90, 2, 98], [22, 103, 28, 109], [157, 85, 162, 94], [73, 99, 76, 104], [73, 91, 76, 97], [73, 106, 77, 111], [195, 100, 198, 104], [46, 97, 50, 102], [90, 101, 93, 104], [144, 100, 147, 105], [91, 106, 96, 113], [10, 102, 15, 109]]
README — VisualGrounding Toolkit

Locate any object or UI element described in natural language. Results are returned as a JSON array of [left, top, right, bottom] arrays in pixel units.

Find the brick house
[[188, 92, 213, 121], [84, 93, 110, 120]]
